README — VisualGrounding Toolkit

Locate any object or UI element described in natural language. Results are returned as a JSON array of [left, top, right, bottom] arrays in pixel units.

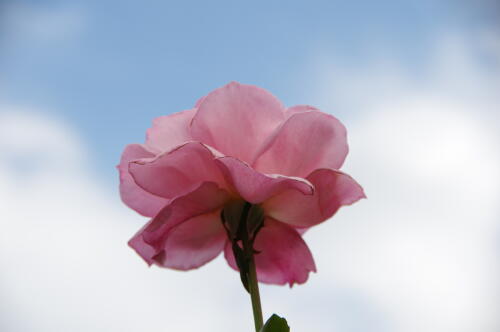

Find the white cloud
[[293, 31, 500, 332], [317, 103, 500, 332], [0, 109, 252, 332]]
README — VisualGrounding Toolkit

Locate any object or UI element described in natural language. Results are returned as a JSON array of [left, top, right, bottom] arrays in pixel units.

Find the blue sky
[[1, 1, 499, 332], [2, 0, 496, 180]]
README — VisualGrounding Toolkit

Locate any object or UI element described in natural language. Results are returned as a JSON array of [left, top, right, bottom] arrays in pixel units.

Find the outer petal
[[128, 222, 158, 265], [253, 110, 348, 178], [154, 210, 227, 270], [214, 156, 313, 204], [263, 169, 366, 228], [224, 218, 316, 286], [129, 142, 226, 199], [129, 182, 230, 266], [145, 109, 195, 153], [190, 82, 285, 163], [118, 144, 169, 217], [285, 104, 317, 116], [194, 95, 206, 107]]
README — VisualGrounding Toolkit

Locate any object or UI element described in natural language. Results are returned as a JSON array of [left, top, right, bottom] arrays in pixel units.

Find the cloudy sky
[[1, 1, 499, 331]]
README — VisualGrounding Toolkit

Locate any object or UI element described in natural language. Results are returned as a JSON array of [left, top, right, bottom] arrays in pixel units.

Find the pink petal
[[157, 210, 227, 270], [215, 156, 313, 204], [128, 222, 157, 265], [129, 181, 230, 266], [253, 110, 348, 178], [190, 82, 285, 163], [118, 144, 169, 217], [129, 142, 226, 199], [145, 109, 195, 154], [194, 95, 206, 107], [224, 218, 316, 286], [285, 104, 318, 116], [263, 169, 366, 228]]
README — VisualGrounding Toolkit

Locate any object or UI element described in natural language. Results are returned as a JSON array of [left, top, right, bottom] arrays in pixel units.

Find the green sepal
[[246, 204, 265, 240], [232, 242, 249, 292], [221, 201, 265, 292], [260, 314, 290, 332], [221, 200, 246, 240]]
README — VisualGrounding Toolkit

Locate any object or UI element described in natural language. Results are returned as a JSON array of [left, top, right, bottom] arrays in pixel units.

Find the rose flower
[[118, 82, 365, 286]]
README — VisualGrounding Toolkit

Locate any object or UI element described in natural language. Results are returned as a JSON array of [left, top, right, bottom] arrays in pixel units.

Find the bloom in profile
[[118, 82, 364, 286]]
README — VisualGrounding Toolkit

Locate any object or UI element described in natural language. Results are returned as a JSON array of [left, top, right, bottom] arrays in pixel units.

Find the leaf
[[260, 314, 290, 332]]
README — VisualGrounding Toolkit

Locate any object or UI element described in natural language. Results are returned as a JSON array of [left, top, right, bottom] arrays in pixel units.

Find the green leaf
[[260, 314, 290, 332]]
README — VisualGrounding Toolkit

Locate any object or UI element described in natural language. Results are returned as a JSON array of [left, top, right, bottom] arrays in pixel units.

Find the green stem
[[247, 252, 263, 331], [240, 203, 263, 331]]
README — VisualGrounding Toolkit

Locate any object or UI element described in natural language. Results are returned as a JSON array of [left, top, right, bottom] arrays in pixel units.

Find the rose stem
[[247, 251, 263, 331], [240, 204, 263, 332]]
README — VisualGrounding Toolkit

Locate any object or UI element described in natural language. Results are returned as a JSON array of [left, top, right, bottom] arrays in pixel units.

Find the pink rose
[[118, 82, 365, 286]]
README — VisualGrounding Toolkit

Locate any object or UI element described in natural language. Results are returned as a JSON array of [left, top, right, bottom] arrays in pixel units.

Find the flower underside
[[119, 81, 366, 286]]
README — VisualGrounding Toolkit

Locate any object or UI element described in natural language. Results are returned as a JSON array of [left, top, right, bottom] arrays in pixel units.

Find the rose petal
[[129, 142, 226, 199], [215, 156, 313, 204], [128, 222, 157, 265], [158, 210, 227, 270], [285, 104, 317, 116], [190, 82, 285, 163], [224, 218, 316, 286], [253, 110, 348, 177], [118, 144, 169, 217], [129, 181, 230, 265], [263, 169, 366, 228], [194, 96, 206, 108], [145, 109, 195, 153]]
